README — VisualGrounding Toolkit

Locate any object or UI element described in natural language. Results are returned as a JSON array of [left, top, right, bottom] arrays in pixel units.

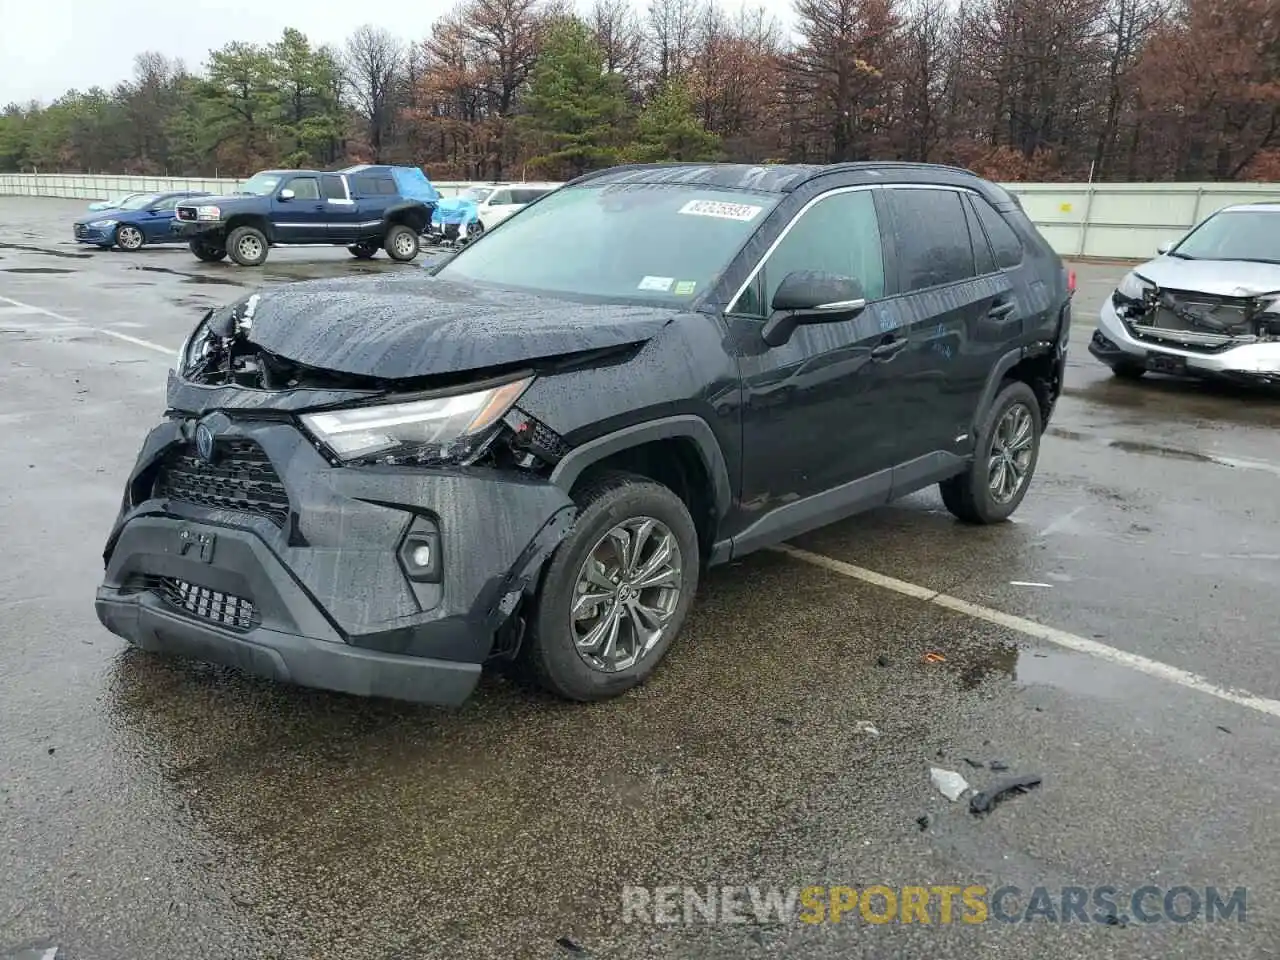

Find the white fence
[[4, 172, 1280, 260]]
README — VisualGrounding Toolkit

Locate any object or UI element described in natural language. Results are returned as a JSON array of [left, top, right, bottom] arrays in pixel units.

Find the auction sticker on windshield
[[678, 199, 764, 221], [638, 276, 675, 292]]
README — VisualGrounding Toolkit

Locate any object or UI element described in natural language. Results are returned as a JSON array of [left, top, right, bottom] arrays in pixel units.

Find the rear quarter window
[[971, 196, 1025, 269]]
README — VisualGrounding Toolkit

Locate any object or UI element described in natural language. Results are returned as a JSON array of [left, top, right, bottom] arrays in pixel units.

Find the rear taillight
[[1067, 269, 1077, 297]]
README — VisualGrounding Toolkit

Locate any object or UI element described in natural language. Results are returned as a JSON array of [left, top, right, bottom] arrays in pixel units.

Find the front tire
[[114, 224, 144, 251], [189, 239, 227, 262], [384, 223, 420, 262], [940, 380, 1042, 525], [522, 471, 700, 702], [227, 226, 269, 266]]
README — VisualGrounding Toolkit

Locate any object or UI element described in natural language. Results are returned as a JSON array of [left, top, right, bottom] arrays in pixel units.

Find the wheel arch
[[973, 340, 1059, 433], [225, 213, 274, 242], [548, 416, 733, 560], [384, 201, 431, 234]]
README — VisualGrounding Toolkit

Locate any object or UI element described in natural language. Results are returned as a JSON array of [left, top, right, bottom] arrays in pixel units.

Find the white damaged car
[[1090, 202, 1280, 385]]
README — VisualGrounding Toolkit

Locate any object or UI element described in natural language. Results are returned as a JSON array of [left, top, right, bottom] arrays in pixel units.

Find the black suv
[[96, 162, 1071, 707]]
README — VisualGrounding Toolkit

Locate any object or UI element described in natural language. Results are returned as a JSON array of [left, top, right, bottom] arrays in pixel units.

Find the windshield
[[435, 183, 781, 303], [461, 187, 493, 202], [239, 173, 284, 196], [1172, 209, 1280, 263], [117, 193, 160, 210]]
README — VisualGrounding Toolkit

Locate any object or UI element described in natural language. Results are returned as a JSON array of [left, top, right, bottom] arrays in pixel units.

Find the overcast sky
[[1, 0, 793, 107]]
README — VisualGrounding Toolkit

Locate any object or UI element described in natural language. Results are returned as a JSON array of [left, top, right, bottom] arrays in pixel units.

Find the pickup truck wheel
[[348, 242, 378, 259], [188, 240, 227, 262], [940, 380, 1041, 524], [384, 224, 420, 262], [522, 470, 700, 702], [114, 225, 145, 251], [227, 226, 268, 266]]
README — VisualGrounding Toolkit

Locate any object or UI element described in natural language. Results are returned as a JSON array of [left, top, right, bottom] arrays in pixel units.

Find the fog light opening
[[398, 526, 442, 584]]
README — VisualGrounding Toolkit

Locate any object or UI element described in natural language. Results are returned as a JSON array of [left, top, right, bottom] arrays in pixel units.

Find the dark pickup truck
[[171, 165, 438, 266]]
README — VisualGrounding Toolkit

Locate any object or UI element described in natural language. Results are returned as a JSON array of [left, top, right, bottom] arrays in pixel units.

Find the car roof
[[568, 161, 1016, 207], [1217, 202, 1280, 214]]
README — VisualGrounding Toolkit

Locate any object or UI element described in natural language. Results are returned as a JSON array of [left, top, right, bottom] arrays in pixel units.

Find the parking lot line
[[775, 543, 1280, 720], [0, 293, 175, 357]]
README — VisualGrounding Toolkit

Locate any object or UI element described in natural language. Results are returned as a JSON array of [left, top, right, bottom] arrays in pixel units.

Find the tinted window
[[732, 189, 885, 317], [321, 175, 346, 200], [353, 176, 379, 196], [511, 188, 551, 204], [964, 196, 996, 275], [488, 190, 513, 206], [373, 178, 396, 195], [150, 195, 181, 211], [888, 188, 975, 291], [288, 177, 320, 200], [972, 196, 1024, 268]]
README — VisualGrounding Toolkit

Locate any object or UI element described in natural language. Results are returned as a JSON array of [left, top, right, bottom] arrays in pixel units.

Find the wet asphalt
[[2, 197, 1280, 959]]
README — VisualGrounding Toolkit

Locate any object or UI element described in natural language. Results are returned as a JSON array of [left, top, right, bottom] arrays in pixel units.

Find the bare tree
[[592, 0, 647, 86], [344, 24, 405, 161]]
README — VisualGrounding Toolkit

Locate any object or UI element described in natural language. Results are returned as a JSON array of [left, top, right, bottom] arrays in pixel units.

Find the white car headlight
[[301, 377, 532, 464], [1115, 271, 1154, 301], [89, 219, 118, 229], [196, 205, 221, 221]]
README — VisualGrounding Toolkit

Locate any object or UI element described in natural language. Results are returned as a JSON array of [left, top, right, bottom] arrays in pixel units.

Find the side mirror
[[1156, 241, 1173, 255], [279, 189, 296, 201], [761, 271, 867, 347]]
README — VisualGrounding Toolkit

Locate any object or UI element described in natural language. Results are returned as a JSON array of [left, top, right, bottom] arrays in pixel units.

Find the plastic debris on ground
[[930, 766, 970, 802], [923, 652, 946, 663], [969, 774, 1042, 815], [854, 720, 880, 737]]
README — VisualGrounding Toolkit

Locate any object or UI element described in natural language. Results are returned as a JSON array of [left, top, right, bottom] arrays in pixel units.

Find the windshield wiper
[[1167, 251, 1195, 259]]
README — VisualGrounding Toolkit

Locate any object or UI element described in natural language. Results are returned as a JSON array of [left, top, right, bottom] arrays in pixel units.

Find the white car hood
[[1136, 256, 1280, 297]]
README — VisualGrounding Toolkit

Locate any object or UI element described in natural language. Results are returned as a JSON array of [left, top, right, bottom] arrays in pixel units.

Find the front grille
[[153, 438, 290, 527], [176, 207, 196, 221], [74, 223, 86, 237], [1123, 288, 1256, 353], [150, 575, 258, 630]]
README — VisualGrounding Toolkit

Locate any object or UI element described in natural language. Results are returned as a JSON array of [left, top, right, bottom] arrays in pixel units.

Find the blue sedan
[[73, 191, 212, 250]]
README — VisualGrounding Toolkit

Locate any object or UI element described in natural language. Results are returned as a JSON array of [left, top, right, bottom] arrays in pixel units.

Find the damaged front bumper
[[97, 407, 576, 706], [1091, 299, 1280, 384]]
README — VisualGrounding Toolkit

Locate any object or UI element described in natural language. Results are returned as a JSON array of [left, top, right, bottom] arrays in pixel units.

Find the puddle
[[127, 264, 243, 286], [0, 242, 92, 259], [3, 267, 74, 274], [1048, 426, 1280, 475], [1015, 648, 1143, 702]]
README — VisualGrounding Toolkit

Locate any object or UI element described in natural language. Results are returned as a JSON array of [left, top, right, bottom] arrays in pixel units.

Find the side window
[[488, 190, 513, 206], [288, 177, 320, 201], [352, 176, 377, 196], [964, 196, 997, 275], [972, 196, 1025, 269], [888, 188, 975, 292], [731, 189, 885, 317], [150, 196, 180, 211], [320, 175, 347, 200], [378, 178, 398, 195]]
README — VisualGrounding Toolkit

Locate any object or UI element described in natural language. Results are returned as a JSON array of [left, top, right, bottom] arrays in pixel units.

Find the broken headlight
[[1114, 271, 1154, 302], [300, 377, 532, 464]]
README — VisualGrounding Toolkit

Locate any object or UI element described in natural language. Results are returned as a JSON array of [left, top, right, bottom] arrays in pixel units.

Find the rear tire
[[521, 471, 700, 702], [227, 226, 268, 266], [384, 223, 420, 262], [348, 241, 379, 259], [1111, 362, 1146, 381], [940, 380, 1042, 525], [189, 240, 227, 262]]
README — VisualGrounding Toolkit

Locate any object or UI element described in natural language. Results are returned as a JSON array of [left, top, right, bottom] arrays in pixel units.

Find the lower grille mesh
[[150, 576, 258, 631]]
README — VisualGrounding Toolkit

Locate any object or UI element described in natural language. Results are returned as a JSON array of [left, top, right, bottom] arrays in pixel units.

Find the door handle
[[314, 203, 325, 211], [870, 336, 908, 361], [988, 300, 1016, 319]]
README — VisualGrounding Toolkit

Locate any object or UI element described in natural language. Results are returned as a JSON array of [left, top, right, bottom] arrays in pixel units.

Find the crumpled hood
[[233, 272, 678, 380], [1136, 257, 1280, 297]]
